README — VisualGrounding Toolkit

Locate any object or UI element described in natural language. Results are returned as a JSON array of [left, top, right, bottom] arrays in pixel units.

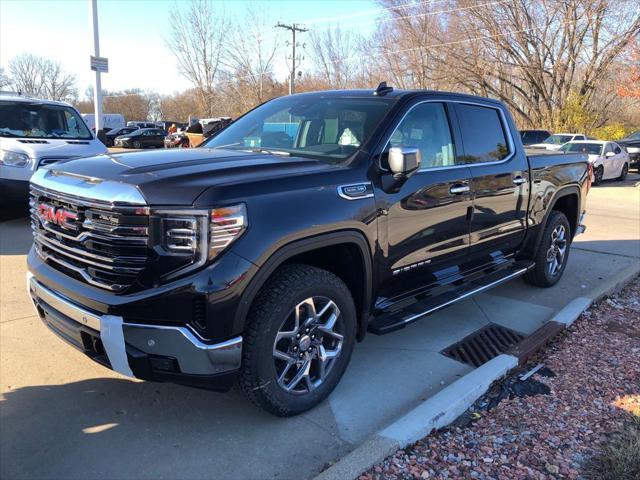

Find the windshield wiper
[[0, 131, 19, 137], [251, 148, 290, 157]]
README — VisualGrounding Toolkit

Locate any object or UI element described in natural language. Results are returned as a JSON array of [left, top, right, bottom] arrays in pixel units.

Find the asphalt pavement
[[1, 173, 638, 480]]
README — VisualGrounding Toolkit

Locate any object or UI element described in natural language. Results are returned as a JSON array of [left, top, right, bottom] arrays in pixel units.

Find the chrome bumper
[[27, 273, 242, 378]]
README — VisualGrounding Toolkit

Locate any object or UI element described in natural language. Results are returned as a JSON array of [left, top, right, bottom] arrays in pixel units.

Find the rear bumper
[[27, 272, 242, 391]]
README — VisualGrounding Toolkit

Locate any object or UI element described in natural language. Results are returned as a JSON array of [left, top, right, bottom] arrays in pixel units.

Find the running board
[[368, 263, 534, 335]]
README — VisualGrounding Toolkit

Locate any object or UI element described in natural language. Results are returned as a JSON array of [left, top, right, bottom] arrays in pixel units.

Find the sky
[[0, 0, 379, 98]]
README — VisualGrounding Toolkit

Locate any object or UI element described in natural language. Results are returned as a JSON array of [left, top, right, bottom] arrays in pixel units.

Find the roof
[[554, 132, 584, 136], [286, 88, 505, 105], [0, 93, 73, 108], [566, 140, 607, 145]]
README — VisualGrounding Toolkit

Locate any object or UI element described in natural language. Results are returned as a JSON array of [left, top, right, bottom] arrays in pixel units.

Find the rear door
[[453, 102, 529, 266], [374, 100, 474, 301]]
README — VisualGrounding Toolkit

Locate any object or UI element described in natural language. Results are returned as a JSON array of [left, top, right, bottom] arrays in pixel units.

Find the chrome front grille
[[30, 185, 149, 292]]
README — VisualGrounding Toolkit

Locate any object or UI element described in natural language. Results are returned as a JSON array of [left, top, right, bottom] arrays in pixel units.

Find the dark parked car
[[520, 129, 551, 145], [104, 127, 139, 147], [27, 85, 590, 416], [114, 128, 166, 149], [617, 130, 640, 170]]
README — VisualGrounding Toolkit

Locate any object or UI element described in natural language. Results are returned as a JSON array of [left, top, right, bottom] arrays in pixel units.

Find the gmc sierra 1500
[[27, 85, 589, 416]]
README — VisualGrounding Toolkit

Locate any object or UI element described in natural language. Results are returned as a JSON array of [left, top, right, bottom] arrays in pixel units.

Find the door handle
[[449, 184, 470, 194], [512, 176, 526, 185]]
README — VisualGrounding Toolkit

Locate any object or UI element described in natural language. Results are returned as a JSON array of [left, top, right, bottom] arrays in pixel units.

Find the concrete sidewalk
[[1, 174, 638, 480]]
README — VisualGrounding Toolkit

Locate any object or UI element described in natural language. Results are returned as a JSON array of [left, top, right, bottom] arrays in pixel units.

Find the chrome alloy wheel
[[546, 224, 567, 277], [272, 296, 344, 394]]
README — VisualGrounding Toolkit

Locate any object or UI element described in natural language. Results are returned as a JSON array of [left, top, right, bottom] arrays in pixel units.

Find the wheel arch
[[233, 230, 374, 341]]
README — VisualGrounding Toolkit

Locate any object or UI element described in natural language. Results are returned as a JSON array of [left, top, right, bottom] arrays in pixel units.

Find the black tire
[[133, 140, 142, 149], [618, 163, 628, 181], [240, 264, 356, 416], [593, 165, 604, 185], [524, 210, 571, 288]]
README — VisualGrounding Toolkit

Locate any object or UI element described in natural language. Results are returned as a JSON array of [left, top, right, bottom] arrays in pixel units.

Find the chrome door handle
[[512, 176, 526, 185], [449, 184, 470, 194]]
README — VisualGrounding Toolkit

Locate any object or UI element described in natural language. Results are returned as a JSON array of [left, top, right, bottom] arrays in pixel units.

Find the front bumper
[[27, 272, 242, 390]]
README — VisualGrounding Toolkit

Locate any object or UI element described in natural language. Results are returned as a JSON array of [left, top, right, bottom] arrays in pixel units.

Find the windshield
[[561, 142, 602, 155], [626, 131, 640, 140], [543, 134, 573, 145], [202, 96, 394, 162], [0, 101, 93, 140]]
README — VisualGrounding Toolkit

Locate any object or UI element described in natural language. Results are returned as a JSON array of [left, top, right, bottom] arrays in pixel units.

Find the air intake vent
[[442, 324, 524, 367], [19, 139, 49, 144], [66, 141, 90, 145], [192, 296, 207, 332]]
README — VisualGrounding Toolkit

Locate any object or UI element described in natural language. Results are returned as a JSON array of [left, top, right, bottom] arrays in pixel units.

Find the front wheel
[[133, 140, 142, 149], [618, 163, 628, 181], [525, 210, 571, 287], [240, 264, 356, 416], [593, 165, 604, 185]]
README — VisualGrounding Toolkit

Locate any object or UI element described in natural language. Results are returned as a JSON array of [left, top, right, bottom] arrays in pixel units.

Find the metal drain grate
[[442, 324, 525, 367]]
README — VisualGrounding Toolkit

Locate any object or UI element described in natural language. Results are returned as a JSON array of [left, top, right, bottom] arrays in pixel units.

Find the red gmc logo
[[37, 203, 78, 229]]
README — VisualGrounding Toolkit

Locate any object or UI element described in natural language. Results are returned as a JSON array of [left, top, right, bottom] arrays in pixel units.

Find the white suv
[[529, 133, 587, 151], [0, 93, 107, 205]]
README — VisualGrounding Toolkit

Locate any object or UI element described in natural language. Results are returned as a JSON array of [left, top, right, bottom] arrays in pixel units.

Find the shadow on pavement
[[0, 215, 32, 256], [0, 377, 339, 480]]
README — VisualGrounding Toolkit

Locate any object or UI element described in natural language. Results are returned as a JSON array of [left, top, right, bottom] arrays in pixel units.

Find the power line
[[275, 22, 309, 95]]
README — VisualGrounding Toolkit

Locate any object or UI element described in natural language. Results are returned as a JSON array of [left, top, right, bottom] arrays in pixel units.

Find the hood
[[0, 136, 107, 160], [39, 148, 340, 205]]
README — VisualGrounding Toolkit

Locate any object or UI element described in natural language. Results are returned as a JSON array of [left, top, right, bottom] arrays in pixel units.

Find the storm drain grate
[[442, 324, 525, 367]]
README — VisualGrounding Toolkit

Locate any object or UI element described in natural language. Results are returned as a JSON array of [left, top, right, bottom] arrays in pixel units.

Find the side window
[[456, 104, 511, 163], [604, 143, 613, 154], [387, 102, 456, 169], [613, 144, 622, 154], [574, 135, 585, 140]]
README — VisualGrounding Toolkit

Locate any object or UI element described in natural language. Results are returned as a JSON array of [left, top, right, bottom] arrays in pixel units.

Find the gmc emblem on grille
[[37, 203, 78, 230]]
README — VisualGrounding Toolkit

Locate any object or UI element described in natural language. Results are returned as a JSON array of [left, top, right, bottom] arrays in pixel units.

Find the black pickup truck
[[27, 85, 590, 416]]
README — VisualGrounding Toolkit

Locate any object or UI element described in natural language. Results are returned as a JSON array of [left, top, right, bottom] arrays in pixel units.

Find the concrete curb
[[315, 267, 640, 480]]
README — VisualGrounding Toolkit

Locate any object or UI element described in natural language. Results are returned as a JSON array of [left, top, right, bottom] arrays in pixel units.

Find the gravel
[[360, 278, 640, 480]]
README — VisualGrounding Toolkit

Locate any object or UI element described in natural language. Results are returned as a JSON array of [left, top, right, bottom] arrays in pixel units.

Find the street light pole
[[90, 0, 103, 133]]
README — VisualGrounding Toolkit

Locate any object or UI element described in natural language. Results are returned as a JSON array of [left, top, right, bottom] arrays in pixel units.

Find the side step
[[368, 263, 533, 335]]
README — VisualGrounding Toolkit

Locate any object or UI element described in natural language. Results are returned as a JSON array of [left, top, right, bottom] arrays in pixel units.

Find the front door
[[453, 102, 528, 265], [374, 101, 473, 303]]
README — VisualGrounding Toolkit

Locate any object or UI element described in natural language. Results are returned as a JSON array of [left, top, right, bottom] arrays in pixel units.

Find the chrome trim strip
[[29, 273, 102, 330], [30, 168, 147, 208], [401, 267, 528, 325]]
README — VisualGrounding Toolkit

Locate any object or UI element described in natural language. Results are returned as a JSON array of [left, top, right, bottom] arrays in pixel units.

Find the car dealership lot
[[1, 175, 639, 480]]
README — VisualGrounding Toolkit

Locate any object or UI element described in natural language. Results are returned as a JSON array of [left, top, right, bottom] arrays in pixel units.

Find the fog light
[[149, 356, 179, 372]]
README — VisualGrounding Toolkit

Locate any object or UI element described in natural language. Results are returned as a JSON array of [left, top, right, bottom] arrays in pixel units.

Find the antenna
[[374, 82, 393, 96]]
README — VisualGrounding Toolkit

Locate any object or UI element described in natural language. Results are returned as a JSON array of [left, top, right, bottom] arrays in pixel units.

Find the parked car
[[104, 126, 139, 147], [0, 93, 107, 206], [616, 130, 640, 170], [27, 85, 589, 416], [82, 113, 126, 132], [520, 129, 551, 146], [127, 121, 157, 129], [561, 140, 629, 185], [114, 128, 166, 149], [529, 133, 586, 151]]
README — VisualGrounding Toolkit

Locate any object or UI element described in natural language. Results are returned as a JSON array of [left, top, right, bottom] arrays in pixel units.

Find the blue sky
[[0, 0, 379, 96]]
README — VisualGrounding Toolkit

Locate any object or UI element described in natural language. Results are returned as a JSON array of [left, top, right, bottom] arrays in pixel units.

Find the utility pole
[[275, 22, 308, 95], [89, 0, 106, 134]]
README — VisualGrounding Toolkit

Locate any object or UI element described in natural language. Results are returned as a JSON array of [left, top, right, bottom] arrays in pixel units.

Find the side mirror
[[605, 151, 615, 158], [388, 147, 421, 178]]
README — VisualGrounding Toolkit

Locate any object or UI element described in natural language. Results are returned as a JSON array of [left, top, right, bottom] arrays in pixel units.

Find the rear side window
[[456, 104, 511, 164]]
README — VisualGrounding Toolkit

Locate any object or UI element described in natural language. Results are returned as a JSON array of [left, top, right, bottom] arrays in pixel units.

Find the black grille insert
[[442, 324, 524, 367]]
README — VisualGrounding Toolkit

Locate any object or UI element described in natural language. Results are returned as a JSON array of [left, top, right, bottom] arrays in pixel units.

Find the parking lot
[[1, 174, 639, 480]]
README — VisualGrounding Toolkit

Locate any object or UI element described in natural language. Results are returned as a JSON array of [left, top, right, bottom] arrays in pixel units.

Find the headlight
[[119, 137, 130, 141], [154, 204, 247, 281], [0, 150, 31, 168]]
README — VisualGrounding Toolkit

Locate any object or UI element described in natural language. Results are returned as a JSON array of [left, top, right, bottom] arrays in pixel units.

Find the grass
[[583, 415, 640, 480]]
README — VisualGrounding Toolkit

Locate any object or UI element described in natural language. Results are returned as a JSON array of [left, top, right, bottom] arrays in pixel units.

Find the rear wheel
[[240, 264, 356, 416], [593, 165, 604, 185], [618, 163, 628, 181], [133, 140, 142, 149], [524, 211, 571, 288]]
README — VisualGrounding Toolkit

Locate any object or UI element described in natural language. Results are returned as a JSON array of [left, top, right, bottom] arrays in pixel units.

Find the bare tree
[[221, 7, 281, 113], [8, 53, 76, 101], [166, 0, 229, 116], [0, 67, 10, 90], [309, 25, 367, 88]]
